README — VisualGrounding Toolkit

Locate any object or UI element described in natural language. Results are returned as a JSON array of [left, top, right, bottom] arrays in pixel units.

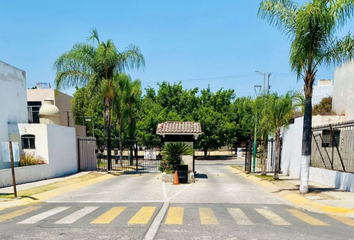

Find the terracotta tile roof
[[156, 121, 202, 134]]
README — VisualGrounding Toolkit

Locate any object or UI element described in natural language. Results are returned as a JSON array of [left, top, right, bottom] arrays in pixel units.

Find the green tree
[[259, 0, 354, 193], [265, 92, 296, 179], [240, 95, 270, 174], [124, 77, 142, 165], [136, 87, 164, 146], [71, 86, 106, 152], [53, 28, 145, 170], [195, 86, 236, 157]]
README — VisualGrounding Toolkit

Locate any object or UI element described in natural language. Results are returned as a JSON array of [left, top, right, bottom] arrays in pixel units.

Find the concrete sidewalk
[[0, 172, 90, 194], [278, 175, 354, 209], [0, 172, 115, 210], [228, 166, 354, 217]]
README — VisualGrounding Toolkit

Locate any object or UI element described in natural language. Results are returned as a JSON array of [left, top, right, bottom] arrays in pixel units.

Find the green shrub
[[19, 152, 46, 167], [159, 142, 193, 173], [313, 97, 335, 116]]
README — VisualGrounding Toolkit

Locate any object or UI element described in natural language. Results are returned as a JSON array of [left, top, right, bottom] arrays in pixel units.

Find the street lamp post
[[253, 85, 262, 173], [256, 71, 266, 95], [256, 71, 271, 95]]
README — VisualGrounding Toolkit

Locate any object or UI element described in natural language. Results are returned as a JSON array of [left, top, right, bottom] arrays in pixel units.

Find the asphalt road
[[1, 161, 353, 240]]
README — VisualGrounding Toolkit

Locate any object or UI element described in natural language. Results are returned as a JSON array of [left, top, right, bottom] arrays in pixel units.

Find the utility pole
[[256, 71, 271, 95], [267, 73, 271, 94], [253, 85, 262, 173]]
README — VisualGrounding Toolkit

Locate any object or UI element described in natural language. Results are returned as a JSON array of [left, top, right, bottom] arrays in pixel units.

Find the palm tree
[[241, 96, 269, 174], [259, 0, 354, 193], [162, 142, 193, 169], [265, 92, 295, 180], [53, 28, 145, 170], [257, 95, 272, 176]]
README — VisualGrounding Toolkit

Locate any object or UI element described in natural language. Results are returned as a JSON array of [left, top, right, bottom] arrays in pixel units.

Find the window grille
[[22, 134, 36, 149], [322, 130, 340, 148]]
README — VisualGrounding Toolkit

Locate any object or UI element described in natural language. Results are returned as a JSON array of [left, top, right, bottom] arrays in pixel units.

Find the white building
[[0, 61, 28, 169], [0, 60, 79, 187], [332, 60, 354, 120], [312, 79, 333, 106]]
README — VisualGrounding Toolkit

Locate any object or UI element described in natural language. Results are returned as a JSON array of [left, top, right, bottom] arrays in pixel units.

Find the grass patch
[[19, 152, 46, 167], [0, 172, 105, 199], [232, 166, 244, 171]]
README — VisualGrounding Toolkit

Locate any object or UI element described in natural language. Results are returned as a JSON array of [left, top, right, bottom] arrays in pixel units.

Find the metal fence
[[97, 140, 163, 173], [244, 139, 280, 173], [311, 120, 354, 173]]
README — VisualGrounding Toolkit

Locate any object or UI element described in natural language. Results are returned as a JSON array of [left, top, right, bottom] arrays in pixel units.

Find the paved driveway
[[1, 161, 353, 240]]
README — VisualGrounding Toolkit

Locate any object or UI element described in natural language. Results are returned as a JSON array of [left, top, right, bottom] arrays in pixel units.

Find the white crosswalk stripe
[[227, 208, 254, 225], [18, 207, 70, 224], [56, 207, 99, 224], [6, 205, 340, 227], [255, 208, 291, 226]]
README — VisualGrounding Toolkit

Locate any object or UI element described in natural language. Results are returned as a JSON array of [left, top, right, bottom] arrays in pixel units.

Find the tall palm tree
[[53, 29, 145, 170], [259, 0, 354, 193], [265, 92, 295, 180]]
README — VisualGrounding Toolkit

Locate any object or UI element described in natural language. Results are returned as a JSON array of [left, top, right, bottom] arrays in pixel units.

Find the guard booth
[[156, 121, 202, 173]]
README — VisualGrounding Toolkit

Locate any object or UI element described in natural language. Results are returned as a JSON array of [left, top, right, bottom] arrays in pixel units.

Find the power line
[[141, 74, 259, 84]]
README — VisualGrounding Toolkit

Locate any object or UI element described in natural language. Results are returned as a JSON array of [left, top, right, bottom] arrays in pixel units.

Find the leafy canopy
[[258, 0, 354, 91]]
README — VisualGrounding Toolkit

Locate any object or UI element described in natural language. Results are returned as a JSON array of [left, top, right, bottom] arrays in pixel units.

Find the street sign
[[2, 142, 20, 162]]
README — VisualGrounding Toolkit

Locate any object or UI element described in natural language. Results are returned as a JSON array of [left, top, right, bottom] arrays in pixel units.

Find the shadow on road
[[195, 173, 208, 179]]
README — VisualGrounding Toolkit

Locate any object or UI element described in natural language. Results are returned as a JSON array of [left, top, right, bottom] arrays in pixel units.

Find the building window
[[22, 134, 36, 149], [27, 101, 42, 123], [322, 130, 340, 148]]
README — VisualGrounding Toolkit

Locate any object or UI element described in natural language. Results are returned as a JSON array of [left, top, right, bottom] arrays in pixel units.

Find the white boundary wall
[[0, 61, 28, 169], [0, 124, 77, 187], [272, 116, 354, 192]]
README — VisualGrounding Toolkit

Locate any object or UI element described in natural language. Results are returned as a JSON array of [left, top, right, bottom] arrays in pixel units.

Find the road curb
[[226, 166, 354, 217], [0, 173, 116, 211]]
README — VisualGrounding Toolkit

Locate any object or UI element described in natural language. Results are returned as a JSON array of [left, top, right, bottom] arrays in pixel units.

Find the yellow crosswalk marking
[[227, 208, 254, 225], [199, 207, 219, 225], [256, 209, 291, 225], [328, 215, 354, 226], [288, 209, 329, 226], [128, 207, 156, 224], [0, 207, 41, 223], [91, 207, 127, 224], [165, 207, 184, 225]]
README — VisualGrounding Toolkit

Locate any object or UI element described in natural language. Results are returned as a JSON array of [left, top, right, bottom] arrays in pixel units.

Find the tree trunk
[[246, 140, 252, 174], [204, 148, 208, 158], [261, 136, 268, 176], [130, 143, 134, 166], [105, 97, 112, 171], [300, 89, 313, 193], [118, 116, 123, 168], [274, 129, 281, 180]]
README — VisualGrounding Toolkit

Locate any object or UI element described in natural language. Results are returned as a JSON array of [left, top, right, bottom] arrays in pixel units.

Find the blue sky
[[0, 0, 352, 98]]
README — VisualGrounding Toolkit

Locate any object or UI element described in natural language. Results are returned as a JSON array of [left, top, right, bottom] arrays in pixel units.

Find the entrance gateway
[[92, 121, 201, 173], [156, 121, 202, 173]]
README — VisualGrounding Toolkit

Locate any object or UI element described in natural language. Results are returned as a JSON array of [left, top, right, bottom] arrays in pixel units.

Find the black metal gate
[[97, 140, 162, 173]]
